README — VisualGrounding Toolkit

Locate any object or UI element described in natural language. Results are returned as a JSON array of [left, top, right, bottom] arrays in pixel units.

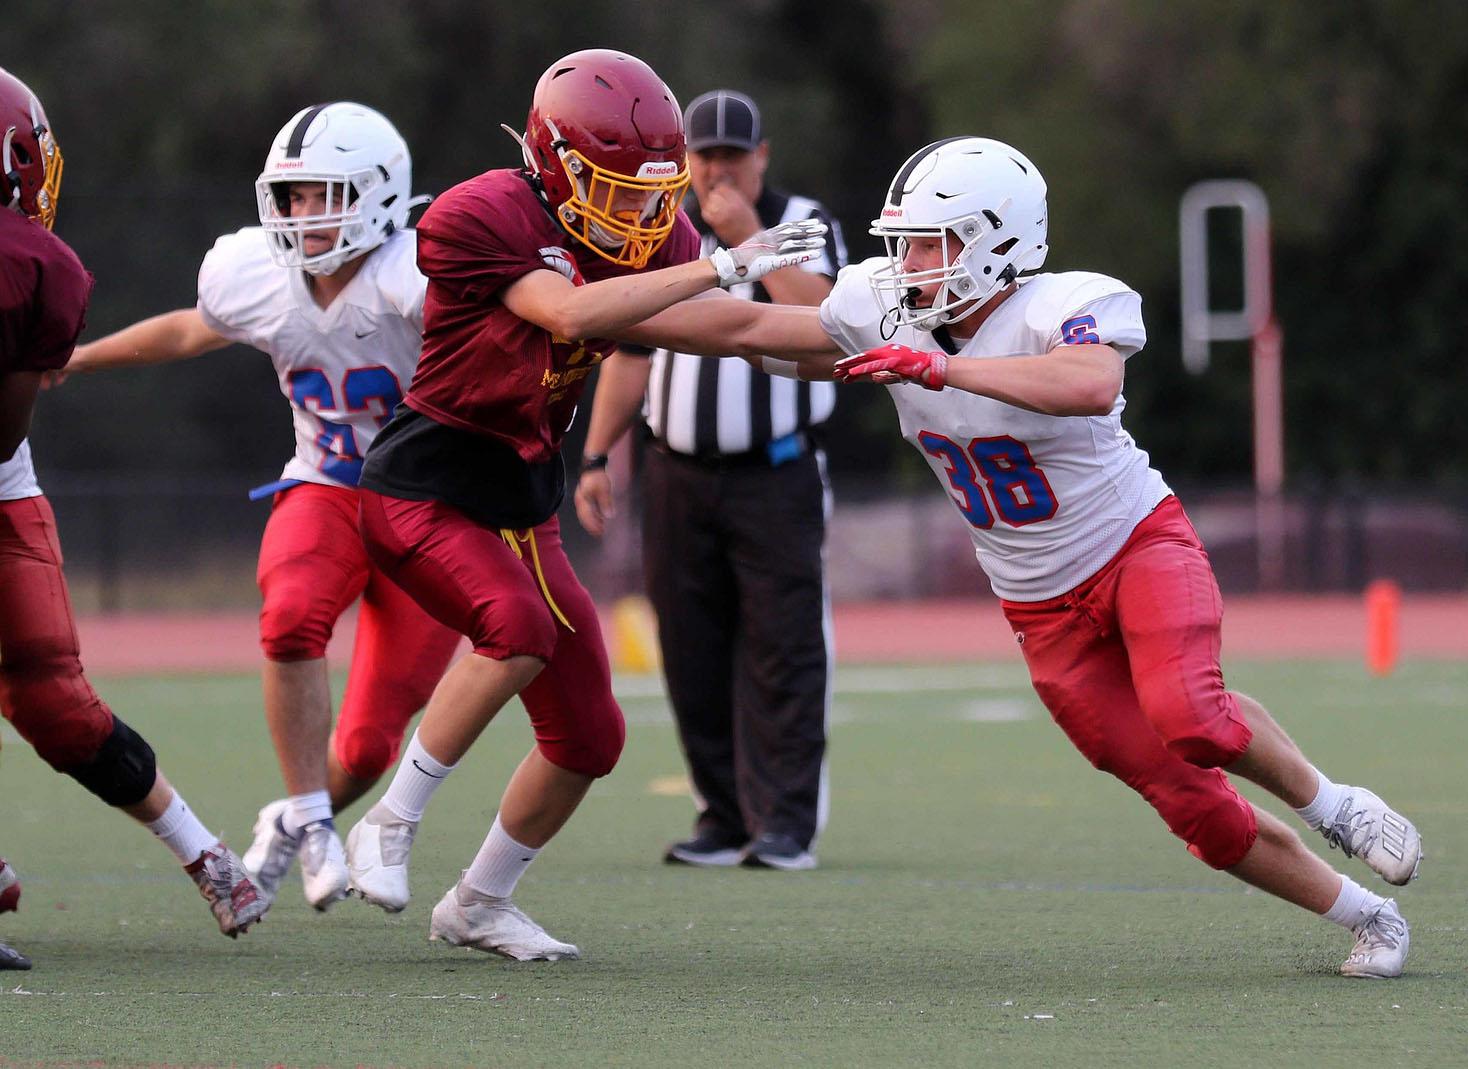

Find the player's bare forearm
[[70, 308, 229, 373], [506, 261, 720, 343], [582, 351, 652, 455], [618, 293, 843, 379], [946, 344, 1123, 415], [0, 371, 42, 462], [757, 265, 833, 308]]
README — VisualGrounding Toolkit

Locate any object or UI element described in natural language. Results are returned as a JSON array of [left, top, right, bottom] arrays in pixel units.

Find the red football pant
[[0, 496, 115, 768], [257, 483, 461, 780], [358, 490, 625, 779], [1001, 496, 1258, 870]]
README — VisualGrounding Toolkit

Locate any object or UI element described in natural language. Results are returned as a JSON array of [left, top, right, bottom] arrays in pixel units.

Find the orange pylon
[[1364, 579, 1401, 676]]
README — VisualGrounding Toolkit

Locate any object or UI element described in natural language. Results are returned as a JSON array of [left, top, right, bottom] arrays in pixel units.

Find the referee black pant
[[641, 442, 831, 851]]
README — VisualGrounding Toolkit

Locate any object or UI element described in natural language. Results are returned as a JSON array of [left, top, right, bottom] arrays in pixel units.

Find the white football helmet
[[869, 137, 1048, 331], [254, 102, 427, 275]]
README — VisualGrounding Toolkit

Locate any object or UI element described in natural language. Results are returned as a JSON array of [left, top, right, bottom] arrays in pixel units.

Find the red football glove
[[833, 344, 948, 390]]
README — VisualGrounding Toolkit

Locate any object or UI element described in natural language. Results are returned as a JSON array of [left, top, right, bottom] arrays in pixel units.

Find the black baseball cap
[[684, 89, 763, 152]]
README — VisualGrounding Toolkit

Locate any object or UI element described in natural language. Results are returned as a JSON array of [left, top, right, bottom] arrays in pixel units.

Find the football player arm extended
[[757, 261, 836, 308], [836, 342, 1123, 416], [573, 350, 651, 538], [499, 220, 827, 342], [617, 292, 845, 380], [0, 370, 42, 462], [500, 261, 722, 343], [63, 309, 230, 378]]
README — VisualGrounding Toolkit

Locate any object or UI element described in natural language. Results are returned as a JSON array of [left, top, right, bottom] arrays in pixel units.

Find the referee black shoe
[[663, 831, 746, 867], [740, 833, 817, 872]]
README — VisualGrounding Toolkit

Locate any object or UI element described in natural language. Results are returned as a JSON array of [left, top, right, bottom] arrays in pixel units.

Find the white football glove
[[709, 219, 828, 288]]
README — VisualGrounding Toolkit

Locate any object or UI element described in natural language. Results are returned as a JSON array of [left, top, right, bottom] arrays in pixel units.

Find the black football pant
[[641, 445, 831, 852]]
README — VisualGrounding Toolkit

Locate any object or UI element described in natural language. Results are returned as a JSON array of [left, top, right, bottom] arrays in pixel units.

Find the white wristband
[[760, 356, 802, 379]]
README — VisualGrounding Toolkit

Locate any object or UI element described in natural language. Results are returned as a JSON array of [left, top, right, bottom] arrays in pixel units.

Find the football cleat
[[1319, 788, 1422, 886], [429, 879, 580, 962], [1341, 898, 1409, 979], [345, 805, 415, 913], [185, 842, 268, 938], [0, 858, 20, 914], [299, 820, 350, 911], [240, 799, 299, 905]]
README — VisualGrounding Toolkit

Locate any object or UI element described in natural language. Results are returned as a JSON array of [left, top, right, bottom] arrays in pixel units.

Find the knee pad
[[1183, 791, 1258, 870], [259, 578, 334, 661], [537, 705, 626, 779], [334, 723, 398, 782], [61, 716, 157, 807]]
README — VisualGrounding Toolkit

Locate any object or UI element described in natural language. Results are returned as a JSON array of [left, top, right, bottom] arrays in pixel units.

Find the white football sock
[[1292, 766, 1350, 830], [147, 792, 218, 865], [463, 815, 540, 900], [1323, 874, 1385, 931], [379, 730, 456, 823], [283, 789, 333, 837]]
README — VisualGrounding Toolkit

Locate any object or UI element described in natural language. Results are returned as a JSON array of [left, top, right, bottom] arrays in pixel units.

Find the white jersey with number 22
[[819, 258, 1170, 602]]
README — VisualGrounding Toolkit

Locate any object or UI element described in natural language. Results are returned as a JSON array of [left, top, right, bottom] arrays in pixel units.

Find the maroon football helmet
[[0, 67, 63, 230], [518, 49, 689, 268]]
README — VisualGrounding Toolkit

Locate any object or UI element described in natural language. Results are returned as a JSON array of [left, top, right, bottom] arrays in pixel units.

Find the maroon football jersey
[[0, 209, 93, 374], [404, 169, 701, 462]]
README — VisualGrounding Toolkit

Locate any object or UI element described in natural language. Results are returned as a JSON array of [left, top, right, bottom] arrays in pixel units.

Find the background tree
[[13, 0, 1466, 494]]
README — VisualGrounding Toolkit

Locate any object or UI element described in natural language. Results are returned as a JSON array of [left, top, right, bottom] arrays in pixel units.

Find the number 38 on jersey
[[917, 431, 1059, 529]]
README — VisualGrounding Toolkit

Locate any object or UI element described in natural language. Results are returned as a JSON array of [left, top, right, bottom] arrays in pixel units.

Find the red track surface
[[74, 595, 1468, 675]]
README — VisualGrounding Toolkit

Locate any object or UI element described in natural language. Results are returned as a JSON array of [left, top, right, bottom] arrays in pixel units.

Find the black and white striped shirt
[[642, 187, 847, 457]]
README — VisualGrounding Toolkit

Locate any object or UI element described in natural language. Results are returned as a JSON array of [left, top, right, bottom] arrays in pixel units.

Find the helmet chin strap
[[500, 123, 534, 169], [501, 123, 549, 202]]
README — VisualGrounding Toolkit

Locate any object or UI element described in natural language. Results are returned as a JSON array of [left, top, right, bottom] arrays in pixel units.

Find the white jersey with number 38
[[197, 226, 426, 489], [820, 258, 1170, 601]]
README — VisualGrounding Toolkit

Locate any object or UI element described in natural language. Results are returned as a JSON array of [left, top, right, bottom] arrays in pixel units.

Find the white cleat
[[1320, 787, 1422, 886], [299, 820, 350, 911], [429, 879, 580, 962], [241, 799, 298, 906], [1341, 898, 1409, 979], [345, 806, 415, 913]]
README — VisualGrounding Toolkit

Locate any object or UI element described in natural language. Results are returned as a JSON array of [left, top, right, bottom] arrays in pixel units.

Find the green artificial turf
[[1, 660, 1463, 1067]]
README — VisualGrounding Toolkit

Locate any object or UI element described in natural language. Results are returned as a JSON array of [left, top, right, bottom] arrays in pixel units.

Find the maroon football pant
[[358, 490, 624, 778], [257, 482, 461, 780], [1001, 496, 1258, 870], [0, 495, 115, 769]]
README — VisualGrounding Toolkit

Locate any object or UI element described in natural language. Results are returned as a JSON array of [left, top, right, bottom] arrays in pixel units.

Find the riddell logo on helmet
[[638, 162, 680, 178], [881, 207, 904, 217], [274, 160, 305, 169]]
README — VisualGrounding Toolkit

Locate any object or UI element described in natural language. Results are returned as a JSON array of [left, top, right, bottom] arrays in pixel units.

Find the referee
[[575, 89, 846, 871]]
